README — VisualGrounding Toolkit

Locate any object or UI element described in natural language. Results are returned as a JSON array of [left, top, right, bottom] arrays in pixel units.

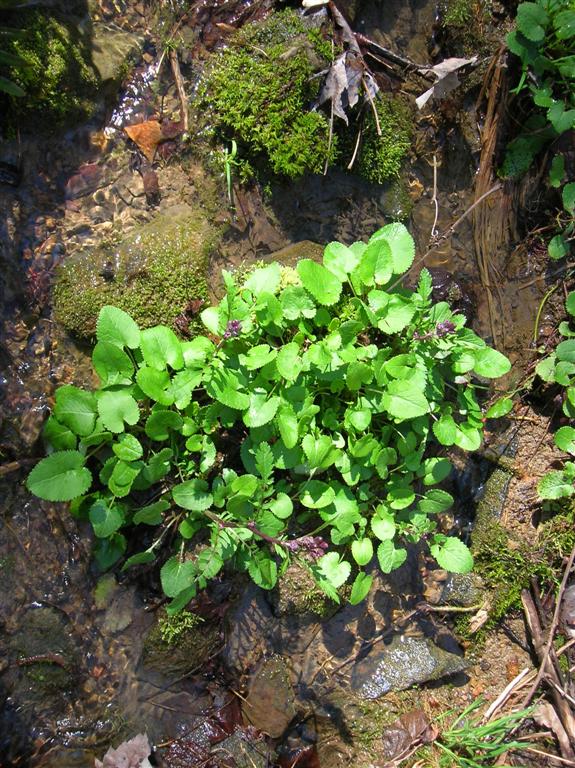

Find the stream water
[[0, 1, 550, 766]]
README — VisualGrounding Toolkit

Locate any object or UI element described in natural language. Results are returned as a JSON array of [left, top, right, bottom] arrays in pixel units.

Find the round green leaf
[[473, 347, 511, 378], [161, 556, 196, 598], [98, 390, 140, 434], [371, 510, 396, 540], [89, 499, 124, 538], [136, 366, 174, 405], [133, 499, 170, 525], [377, 541, 407, 573], [417, 489, 454, 514], [42, 415, 77, 451], [276, 343, 303, 382], [351, 538, 374, 566], [382, 380, 429, 420], [27, 450, 92, 502], [370, 222, 415, 274], [548, 234, 569, 261], [300, 480, 336, 509], [485, 397, 514, 419], [318, 551, 351, 588], [555, 426, 575, 454], [145, 410, 183, 441], [538, 470, 575, 500], [432, 414, 457, 445], [140, 325, 184, 371], [96, 305, 140, 349], [113, 434, 143, 462], [243, 391, 280, 428], [54, 385, 98, 437], [297, 259, 342, 306], [276, 402, 299, 449], [269, 492, 293, 519], [349, 572, 374, 604], [172, 479, 213, 511], [430, 537, 473, 573], [323, 241, 360, 280]]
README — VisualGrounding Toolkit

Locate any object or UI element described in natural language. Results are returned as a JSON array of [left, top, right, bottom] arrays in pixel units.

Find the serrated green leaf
[[254, 442, 275, 482], [244, 262, 281, 296], [382, 379, 429, 420], [371, 509, 396, 540], [276, 342, 303, 381], [377, 540, 407, 573], [161, 556, 196, 598], [243, 391, 280, 427], [300, 480, 336, 509], [242, 344, 277, 370], [98, 390, 140, 433], [197, 549, 224, 580], [113, 433, 143, 461], [136, 366, 174, 405], [96, 305, 140, 349], [280, 285, 316, 321], [555, 426, 575, 454], [486, 397, 514, 418], [92, 341, 134, 388], [27, 451, 92, 502], [420, 457, 452, 486], [205, 367, 250, 410], [417, 489, 454, 514], [537, 470, 574, 500], [297, 259, 342, 306], [172, 478, 213, 510], [42, 416, 77, 451], [122, 551, 156, 570], [318, 551, 351, 588], [430, 537, 473, 573], [349, 572, 373, 604], [323, 241, 361, 280], [109, 460, 141, 497], [54, 385, 98, 437], [170, 368, 202, 410], [145, 409, 183, 440], [269, 492, 293, 519], [433, 414, 457, 445], [554, 9, 575, 39], [302, 433, 338, 469], [89, 499, 124, 538], [453, 423, 482, 451], [276, 401, 299, 449], [140, 325, 184, 371], [558, 340, 575, 363], [549, 155, 565, 188], [248, 553, 278, 589], [516, 2, 548, 42], [549, 234, 569, 261], [200, 306, 221, 335], [133, 499, 170, 525], [473, 347, 511, 378], [370, 222, 415, 274], [563, 183, 575, 214]]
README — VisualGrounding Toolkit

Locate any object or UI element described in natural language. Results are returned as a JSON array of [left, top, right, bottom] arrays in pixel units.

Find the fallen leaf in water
[[95, 734, 152, 768], [415, 57, 478, 109], [125, 121, 162, 162], [381, 709, 438, 763]]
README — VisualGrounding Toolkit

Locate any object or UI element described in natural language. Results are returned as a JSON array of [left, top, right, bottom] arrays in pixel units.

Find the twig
[[362, 76, 381, 136], [347, 125, 363, 171], [522, 544, 575, 708], [519, 262, 575, 290], [430, 154, 439, 243], [169, 49, 189, 133], [482, 668, 532, 723], [522, 747, 575, 766], [548, 678, 575, 709], [324, 99, 334, 176], [422, 603, 482, 613], [354, 31, 429, 72]]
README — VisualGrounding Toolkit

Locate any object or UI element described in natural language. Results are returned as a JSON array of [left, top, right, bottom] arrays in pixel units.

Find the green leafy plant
[[27, 225, 511, 612], [536, 290, 575, 499], [433, 699, 533, 767], [502, 0, 575, 258]]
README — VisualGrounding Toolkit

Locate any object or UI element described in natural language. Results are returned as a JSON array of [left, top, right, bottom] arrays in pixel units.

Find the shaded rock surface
[[242, 656, 296, 738]]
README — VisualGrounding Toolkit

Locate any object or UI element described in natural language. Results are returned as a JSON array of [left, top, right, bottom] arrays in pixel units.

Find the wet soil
[[0, 0, 562, 766]]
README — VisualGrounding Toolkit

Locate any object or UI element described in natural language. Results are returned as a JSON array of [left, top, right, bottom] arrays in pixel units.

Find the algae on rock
[[54, 206, 216, 340], [3, 10, 100, 127]]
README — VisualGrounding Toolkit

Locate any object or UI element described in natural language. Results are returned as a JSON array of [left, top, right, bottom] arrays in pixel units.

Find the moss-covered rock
[[355, 94, 413, 185], [3, 10, 100, 127], [199, 9, 334, 179], [54, 205, 217, 339], [272, 562, 337, 619]]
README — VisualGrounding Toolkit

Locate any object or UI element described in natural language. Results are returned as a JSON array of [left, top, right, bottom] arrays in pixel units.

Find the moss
[[3, 10, 99, 127], [355, 94, 413, 185], [54, 207, 217, 340], [158, 609, 203, 645], [198, 9, 335, 179], [273, 562, 337, 618]]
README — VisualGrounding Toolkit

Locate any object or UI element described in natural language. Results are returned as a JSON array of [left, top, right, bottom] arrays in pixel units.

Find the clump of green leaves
[[502, 0, 575, 258], [537, 290, 575, 499], [158, 610, 203, 645], [27, 224, 511, 612]]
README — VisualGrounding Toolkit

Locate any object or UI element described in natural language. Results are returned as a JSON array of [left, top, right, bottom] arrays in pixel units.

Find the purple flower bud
[[223, 319, 242, 339], [286, 535, 328, 560], [435, 320, 456, 338]]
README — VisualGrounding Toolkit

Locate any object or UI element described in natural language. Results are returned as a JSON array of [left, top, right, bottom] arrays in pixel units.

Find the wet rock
[[91, 22, 144, 88], [94, 573, 119, 610], [441, 572, 485, 607], [65, 162, 104, 199], [242, 656, 296, 737], [10, 607, 80, 697], [223, 584, 274, 675], [350, 634, 468, 698], [102, 584, 137, 634], [211, 727, 269, 768], [54, 204, 217, 339], [142, 612, 220, 677], [272, 562, 336, 619]]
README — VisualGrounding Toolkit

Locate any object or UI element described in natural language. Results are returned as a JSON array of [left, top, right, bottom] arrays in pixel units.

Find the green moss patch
[[54, 206, 217, 340], [355, 95, 413, 184], [3, 10, 100, 127]]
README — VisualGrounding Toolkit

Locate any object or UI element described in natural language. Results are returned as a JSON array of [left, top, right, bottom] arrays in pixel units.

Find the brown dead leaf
[[125, 121, 162, 162], [381, 709, 438, 763]]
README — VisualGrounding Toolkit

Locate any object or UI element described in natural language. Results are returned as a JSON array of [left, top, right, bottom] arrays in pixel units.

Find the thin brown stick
[[169, 48, 189, 133], [362, 76, 381, 136], [522, 747, 575, 766], [347, 125, 363, 171]]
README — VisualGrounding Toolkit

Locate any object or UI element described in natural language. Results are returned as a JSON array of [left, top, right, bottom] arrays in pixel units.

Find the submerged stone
[[242, 656, 296, 738], [54, 205, 217, 339], [142, 610, 220, 678], [350, 634, 467, 699]]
